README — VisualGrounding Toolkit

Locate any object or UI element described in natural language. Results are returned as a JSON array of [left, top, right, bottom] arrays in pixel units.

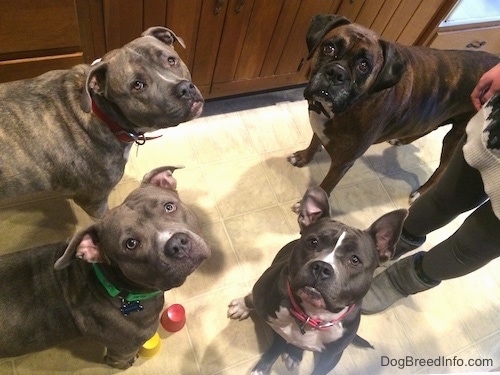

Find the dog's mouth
[[309, 98, 333, 118], [297, 286, 326, 309], [190, 100, 204, 118]]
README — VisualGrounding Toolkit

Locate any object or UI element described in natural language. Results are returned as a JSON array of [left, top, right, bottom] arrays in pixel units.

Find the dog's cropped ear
[[143, 27, 186, 49], [306, 14, 351, 59], [141, 165, 185, 191], [297, 187, 331, 232], [54, 225, 105, 270], [367, 209, 408, 263], [80, 61, 108, 113], [369, 40, 407, 93]]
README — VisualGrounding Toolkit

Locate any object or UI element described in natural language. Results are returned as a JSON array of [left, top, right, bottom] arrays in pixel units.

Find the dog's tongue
[[297, 287, 326, 309]]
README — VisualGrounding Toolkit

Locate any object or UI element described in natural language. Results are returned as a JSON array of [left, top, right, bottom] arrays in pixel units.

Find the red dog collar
[[91, 99, 162, 145], [286, 280, 355, 334]]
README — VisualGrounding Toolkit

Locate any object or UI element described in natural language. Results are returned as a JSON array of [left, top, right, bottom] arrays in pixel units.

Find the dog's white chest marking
[[309, 111, 331, 147], [267, 307, 345, 352]]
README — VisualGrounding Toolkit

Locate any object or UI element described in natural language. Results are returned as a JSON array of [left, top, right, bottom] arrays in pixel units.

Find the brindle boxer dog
[[288, 14, 500, 203], [0, 27, 203, 218]]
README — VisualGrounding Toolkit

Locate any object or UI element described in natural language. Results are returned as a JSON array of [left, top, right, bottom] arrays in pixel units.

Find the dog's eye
[[322, 44, 335, 57], [308, 238, 318, 248], [167, 56, 177, 66], [132, 81, 146, 91], [349, 255, 361, 266], [164, 202, 177, 213], [125, 238, 139, 250], [357, 60, 369, 74]]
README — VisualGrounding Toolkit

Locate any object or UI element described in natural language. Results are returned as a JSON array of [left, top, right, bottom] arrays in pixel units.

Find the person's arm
[[471, 63, 500, 111]]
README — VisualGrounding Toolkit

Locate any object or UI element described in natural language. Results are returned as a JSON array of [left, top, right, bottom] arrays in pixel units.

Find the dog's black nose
[[165, 232, 191, 259], [175, 80, 197, 100], [310, 261, 333, 280], [326, 65, 348, 86]]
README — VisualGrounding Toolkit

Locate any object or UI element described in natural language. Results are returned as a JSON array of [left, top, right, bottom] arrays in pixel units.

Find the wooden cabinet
[[0, 0, 458, 97], [336, 0, 457, 45], [0, 0, 84, 82], [430, 24, 500, 54]]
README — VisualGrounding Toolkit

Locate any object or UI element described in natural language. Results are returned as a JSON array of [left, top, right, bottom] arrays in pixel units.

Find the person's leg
[[363, 200, 500, 314], [393, 135, 488, 258]]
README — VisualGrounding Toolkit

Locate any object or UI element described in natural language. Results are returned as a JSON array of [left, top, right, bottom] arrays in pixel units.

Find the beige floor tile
[[0, 196, 76, 254], [202, 156, 277, 219], [189, 114, 256, 165], [183, 284, 269, 375], [239, 105, 305, 153], [223, 206, 297, 282]]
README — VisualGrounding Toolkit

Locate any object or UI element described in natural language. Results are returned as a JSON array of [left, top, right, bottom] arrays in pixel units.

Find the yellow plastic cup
[[138, 332, 162, 358]]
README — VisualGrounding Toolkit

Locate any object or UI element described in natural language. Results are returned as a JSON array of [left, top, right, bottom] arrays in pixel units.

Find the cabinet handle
[[214, 0, 224, 14], [235, 0, 245, 13], [466, 40, 486, 49]]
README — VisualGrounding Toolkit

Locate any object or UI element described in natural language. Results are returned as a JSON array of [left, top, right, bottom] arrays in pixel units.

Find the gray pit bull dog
[[228, 187, 407, 375], [0, 166, 210, 369], [0, 27, 204, 218]]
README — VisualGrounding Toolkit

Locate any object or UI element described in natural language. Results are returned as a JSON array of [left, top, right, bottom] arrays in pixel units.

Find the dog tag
[[119, 298, 144, 316]]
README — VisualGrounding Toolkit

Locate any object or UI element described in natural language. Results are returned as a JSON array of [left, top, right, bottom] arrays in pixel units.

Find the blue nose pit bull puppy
[[0, 166, 210, 369], [0, 27, 204, 218], [228, 187, 407, 375]]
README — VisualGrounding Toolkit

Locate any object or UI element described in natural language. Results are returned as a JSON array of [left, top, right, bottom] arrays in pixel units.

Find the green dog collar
[[92, 264, 163, 302]]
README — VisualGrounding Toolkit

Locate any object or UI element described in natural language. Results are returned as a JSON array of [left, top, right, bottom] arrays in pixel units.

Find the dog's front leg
[[104, 347, 139, 369], [252, 334, 289, 375], [227, 294, 254, 320], [312, 350, 343, 375], [319, 159, 356, 196], [288, 134, 322, 167]]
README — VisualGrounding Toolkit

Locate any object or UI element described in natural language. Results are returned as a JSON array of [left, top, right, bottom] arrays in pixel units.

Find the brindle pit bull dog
[[0, 166, 210, 369], [288, 14, 500, 203], [228, 187, 407, 375], [0, 27, 204, 218]]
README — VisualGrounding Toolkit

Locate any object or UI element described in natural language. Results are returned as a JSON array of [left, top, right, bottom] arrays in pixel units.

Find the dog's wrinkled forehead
[[107, 38, 191, 81], [111, 185, 200, 231], [323, 24, 379, 57]]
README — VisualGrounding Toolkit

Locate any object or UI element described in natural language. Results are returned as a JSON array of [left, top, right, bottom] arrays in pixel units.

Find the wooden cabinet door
[[0, 0, 84, 82]]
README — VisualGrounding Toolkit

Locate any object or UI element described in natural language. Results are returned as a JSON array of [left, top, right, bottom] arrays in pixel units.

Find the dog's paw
[[291, 201, 301, 214], [409, 190, 420, 205], [287, 151, 310, 167], [227, 298, 251, 320], [388, 139, 404, 146], [281, 352, 301, 371], [104, 354, 136, 369]]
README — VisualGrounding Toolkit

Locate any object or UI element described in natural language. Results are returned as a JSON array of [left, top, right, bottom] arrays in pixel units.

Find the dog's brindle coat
[[0, 27, 203, 218], [288, 14, 500, 203], [0, 166, 210, 369], [228, 187, 407, 375]]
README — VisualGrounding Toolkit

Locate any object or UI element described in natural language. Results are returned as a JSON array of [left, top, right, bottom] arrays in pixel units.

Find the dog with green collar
[[0, 166, 210, 369]]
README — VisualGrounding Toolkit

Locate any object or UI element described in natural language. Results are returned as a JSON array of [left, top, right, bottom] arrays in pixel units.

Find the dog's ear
[[143, 27, 186, 49], [297, 187, 331, 231], [80, 61, 108, 113], [370, 40, 407, 93], [54, 225, 105, 270], [367, 209, 408, 263], [141, 165, 185, 190], [306, 14, 351, 59]]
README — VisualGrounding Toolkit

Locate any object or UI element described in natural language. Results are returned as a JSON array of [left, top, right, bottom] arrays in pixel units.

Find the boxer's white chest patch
[[267, 307, 345, 352], [309, 111, 332, 147]]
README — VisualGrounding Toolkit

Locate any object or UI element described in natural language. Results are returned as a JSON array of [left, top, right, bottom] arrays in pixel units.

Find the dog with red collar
[[228, 187, 407, 375]]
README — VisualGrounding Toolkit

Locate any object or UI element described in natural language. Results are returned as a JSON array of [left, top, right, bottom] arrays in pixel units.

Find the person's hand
[[471, 63, 500, 111]]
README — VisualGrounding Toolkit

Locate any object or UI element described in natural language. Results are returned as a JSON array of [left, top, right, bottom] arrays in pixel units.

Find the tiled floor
[[1, 87, 499, 374]]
